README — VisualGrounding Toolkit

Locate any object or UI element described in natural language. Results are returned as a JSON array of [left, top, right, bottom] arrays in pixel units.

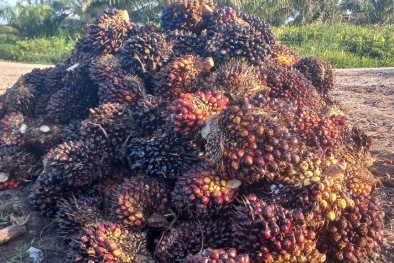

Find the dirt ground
[[0, 62, 393, 262]]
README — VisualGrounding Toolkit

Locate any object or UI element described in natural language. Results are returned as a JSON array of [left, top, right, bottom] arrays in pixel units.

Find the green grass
[[274, 23, 394, 68], [0, 27, 78, 64]]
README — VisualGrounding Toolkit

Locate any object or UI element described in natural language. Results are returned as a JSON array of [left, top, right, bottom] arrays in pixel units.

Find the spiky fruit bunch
[[166, 29, 206, 57], [170, 89, 228, 136], [0, 75, 35, 118], [317, 194, 384, 262], [153, 55, 214, 100], [40, 140, 110, 189], [295, 57, 334, 98], [232, 194, 326, 263], [155, 218, 231, 263], [265, 66, 322, 110], [131, 95, 167, 137], [121, 26, 174, 79], [68, 222, 152, 263], [271, 44, 300, 67], [171, 164, 237, 219], [213, 97, 301, 183], [111, 177, 169, 228], [214, 59, 267, 100], [347, 169, 374, 196], [62, 119, 83, 143], [79, 103, 137, 155], [161, 0, 215, 32], [46, 83, 99, 124], [0, 112, 26, 146], [0, 145, 38, 190], [55, 193, 105, 238], [73, 8, 135, 57], [184, 248, 250, 263], [126, 127, 201, 178], [205, 7, 275, 65], [90, 55, 146, 105], [271, 175, 353, 227]]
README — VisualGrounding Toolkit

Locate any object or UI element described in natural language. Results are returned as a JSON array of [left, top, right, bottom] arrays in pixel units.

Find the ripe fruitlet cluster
[[0, 0, 385, 262]]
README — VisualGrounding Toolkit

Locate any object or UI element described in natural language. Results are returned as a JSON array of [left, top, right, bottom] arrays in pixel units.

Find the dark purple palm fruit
[[90, 54, 146, 105], [264, 65, 323, 111], [271, 44, 300, 67], [32, 63, 68, 117], [67, 222, 153, 263], [184, 248, 250, 263], [171, 163, 238, 219], [161, 0, 215, 32], [0, 112, 26, 147], [170, 89, 229, 137], [0, 75, 35, 118], [214, 59, 269, 100], [0, 145, 39, 190], [79, 103, 138, 156], [232, 194, 326, 263], [131, 95, 168, 137], [317, 193, 384, 263], [295, 57, 334, 100], [111, 177, 170, 229], [71, 8, 135, 59], [153, 55, 214, 101], [55, 193, 105, 240], [204, 7, 275, 66], [125, 126, 202, 179], [154, 218, 232, 263], [120, 25, 174, 86], [61, 119, 82, 143], [166, 29, 207, 57]]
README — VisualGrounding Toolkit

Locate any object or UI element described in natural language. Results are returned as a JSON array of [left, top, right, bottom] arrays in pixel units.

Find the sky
[[5, 0, 18, 6]]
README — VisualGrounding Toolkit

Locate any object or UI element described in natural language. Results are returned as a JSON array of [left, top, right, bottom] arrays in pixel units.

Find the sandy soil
[[0, 62, 393, 262]]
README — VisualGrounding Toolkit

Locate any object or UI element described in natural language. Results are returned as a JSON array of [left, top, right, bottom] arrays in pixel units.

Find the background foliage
[[0, 0, 393, 67]]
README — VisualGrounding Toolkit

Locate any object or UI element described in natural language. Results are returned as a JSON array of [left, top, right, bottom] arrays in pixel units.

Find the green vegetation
[[274, 23, 394, 68]]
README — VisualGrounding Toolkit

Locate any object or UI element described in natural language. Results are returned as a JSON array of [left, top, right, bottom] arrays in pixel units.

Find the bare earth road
[[0, 62, 394, 262]]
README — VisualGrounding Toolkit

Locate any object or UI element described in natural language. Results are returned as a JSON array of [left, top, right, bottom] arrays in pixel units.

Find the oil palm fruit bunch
[[232, 194, 326, 263], [0, 145, 38, 190], [79, 103, 137, 156], [121, 26, 174, 82], [90, 54, 146, 105], [154, 218, 231, 262], [67, 222, 152, 262], [153, 55, 214, 101], [265, 65, 322, 111], [214, 59, 268, 100], [111, 177, 170, 229], [0, 75, 35, 118], [205, 7, 275, 65], [55, 193, 105, 239], [171, 163, 238, 219], [161, 0, 215, 32], [170, 89, 228, 137], [131, 95, 168, 137], [166, 29, 206, 57], [271, 44, 300, 67], [0, 111, 26, 146], [295, 57, 334, 99], [125, 127, 201, 178], [184, 248, 250, 263], [72, 8, 135, 58], [210, 97, 302, 183], [317, 194, 384, 262]]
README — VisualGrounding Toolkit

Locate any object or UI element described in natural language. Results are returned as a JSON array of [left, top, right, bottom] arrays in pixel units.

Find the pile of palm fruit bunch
[[0, 0, 384, 262]]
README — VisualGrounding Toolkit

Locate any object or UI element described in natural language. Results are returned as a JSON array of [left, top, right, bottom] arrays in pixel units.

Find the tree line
[[0, 0, 393, 38]]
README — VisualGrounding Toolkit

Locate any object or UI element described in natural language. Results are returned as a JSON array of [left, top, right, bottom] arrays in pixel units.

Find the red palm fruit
[[271, 44, 300, 67], [184, 248, 250, 263]]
